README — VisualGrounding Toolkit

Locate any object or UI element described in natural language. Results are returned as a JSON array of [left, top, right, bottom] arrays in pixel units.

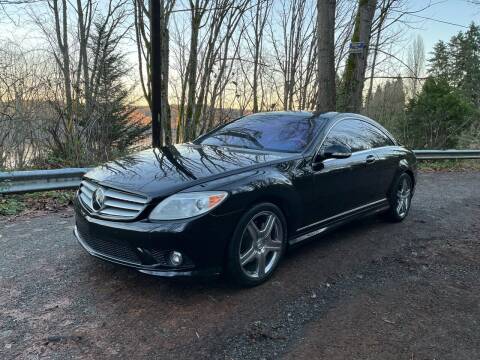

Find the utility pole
[[150, 0, 162, 147]]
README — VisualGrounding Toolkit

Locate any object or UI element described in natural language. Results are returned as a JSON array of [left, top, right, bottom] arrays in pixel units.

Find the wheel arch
[[245, 191, 299, 239], [387, 163, 415, 199], [396, 157, 416, 187], [404, 169, 415, 189]]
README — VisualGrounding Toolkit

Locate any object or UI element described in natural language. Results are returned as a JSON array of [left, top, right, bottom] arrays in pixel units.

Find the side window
[[322, 120, 371, 152], [361, 122, 395, 148]]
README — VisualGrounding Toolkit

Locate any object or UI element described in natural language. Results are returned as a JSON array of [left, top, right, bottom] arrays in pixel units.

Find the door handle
[[365, 155, 376, 164]]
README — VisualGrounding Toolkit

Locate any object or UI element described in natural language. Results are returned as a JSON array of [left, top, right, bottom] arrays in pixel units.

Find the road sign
[[349, 42, 366, 54]]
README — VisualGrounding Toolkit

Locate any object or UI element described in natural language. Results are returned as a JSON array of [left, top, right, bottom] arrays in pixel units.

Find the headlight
[[148, 191, 228, 220]]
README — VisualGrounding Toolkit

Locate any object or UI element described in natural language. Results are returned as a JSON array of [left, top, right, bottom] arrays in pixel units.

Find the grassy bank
[[417, 159, 480, 172], [0, 190, 75, 217]]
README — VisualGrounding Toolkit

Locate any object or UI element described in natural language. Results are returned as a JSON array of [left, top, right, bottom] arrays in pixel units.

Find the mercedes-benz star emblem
[[91, 187, 106, 212]]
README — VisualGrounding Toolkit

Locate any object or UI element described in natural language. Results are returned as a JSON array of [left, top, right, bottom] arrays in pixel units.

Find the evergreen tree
[[88, 20, 150, 161], [429, 24, 480, 107], [458, 24, 480, 107], [426, 23, 480, 149], [428, 41, 450, 81], [405, 78, 473, 149]]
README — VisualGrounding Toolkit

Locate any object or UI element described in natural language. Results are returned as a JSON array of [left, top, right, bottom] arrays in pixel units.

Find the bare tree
[[248, 0, 271, 113], [270, 0, 315, 111], [0, 42, 54, 169], [175, 0, 250, 141], [406, 34, 425, 98], [23, 0, 146, 165], [193, 0, 247, 132], [180, 0, 209, 141], [365, 0, 393, 106], [0, 0, 451, 168]]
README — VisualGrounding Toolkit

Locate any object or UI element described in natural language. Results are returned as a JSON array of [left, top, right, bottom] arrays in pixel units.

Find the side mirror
[[316, 144, 352, 162]]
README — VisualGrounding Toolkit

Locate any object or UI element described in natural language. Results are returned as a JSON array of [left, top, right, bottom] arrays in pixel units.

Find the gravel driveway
[[1, 171, 479, 359]]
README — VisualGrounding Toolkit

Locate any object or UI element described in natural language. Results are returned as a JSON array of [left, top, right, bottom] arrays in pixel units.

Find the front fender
[[185, 165, 303, 237]]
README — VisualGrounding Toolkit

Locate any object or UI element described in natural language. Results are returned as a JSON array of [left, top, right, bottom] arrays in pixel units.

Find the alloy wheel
[[396, 177, 412, 218], [238, 211, 284, 279]]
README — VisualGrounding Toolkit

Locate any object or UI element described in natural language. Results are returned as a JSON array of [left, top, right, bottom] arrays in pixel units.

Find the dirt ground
[[1, 171, 479, 359]]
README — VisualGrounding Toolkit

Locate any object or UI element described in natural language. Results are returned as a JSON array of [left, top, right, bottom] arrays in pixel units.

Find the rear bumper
[[73, 198, 241, 278]]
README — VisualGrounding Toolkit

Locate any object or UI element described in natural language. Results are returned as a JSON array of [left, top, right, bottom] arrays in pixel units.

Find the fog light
[[169, 251, 183, 266]]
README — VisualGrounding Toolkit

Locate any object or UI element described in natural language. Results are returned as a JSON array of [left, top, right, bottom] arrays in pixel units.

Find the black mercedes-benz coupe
[[74, 111, 416, 286]]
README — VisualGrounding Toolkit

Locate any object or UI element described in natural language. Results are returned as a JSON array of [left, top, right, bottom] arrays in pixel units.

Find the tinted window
[[323, 119, 394, 152], [322, 120, 371, 152], [198, 113, 319, 153], [361, 122, 395, 148]]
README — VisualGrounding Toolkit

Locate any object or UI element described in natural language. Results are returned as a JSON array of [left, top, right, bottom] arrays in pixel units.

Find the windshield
[[196, 113, 319, 153]]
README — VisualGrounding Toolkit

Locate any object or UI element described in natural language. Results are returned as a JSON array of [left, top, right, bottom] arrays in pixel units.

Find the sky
[[0, 0, 479, 105], [1, 0, 479, 56], [404, 0, 479, 54]]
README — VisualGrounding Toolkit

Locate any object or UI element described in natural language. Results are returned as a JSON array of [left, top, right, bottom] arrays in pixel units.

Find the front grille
[[78, 179, 149, 220], [148, 248, 171, 265], [77, 226, 141, 264]]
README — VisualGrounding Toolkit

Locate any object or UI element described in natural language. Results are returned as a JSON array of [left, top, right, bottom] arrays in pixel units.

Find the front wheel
[[385, 172, 413, 222], [226, 203, 287, 287]]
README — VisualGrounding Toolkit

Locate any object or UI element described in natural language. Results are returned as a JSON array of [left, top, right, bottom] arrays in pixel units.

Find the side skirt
[[288, 200, 390, 246]]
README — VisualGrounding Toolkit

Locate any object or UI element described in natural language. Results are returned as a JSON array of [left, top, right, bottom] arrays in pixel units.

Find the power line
[[391, 9, 470, 29], [366, 76, 429, 80]]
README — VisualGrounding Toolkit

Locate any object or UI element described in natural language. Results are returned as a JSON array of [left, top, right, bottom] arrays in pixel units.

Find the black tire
[[385, 172, 413, 222], [226, 202, 287, 287]]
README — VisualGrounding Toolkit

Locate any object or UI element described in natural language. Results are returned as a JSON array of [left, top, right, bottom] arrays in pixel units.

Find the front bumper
[[73, 198, 241, 277]]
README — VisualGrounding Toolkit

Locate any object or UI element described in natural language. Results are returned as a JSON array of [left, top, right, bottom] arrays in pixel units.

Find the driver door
[[309, 119, 378, 225]]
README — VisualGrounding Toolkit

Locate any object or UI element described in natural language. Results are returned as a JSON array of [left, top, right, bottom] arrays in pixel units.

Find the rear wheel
[[226, 203, 287, 287], [386, 173, 413, 222]]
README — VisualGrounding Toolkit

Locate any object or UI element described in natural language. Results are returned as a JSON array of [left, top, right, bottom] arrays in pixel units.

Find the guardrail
[[413, 150, 480, 160], [1, 150, 479, 194], [0, 168, 90, 194]]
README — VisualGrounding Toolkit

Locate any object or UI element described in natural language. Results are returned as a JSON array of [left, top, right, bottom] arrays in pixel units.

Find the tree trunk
[[150, 0, 163, 147], [252, 0, 270, 113], [76, 0, 91, 113], [341, 0, 377, 113], [184, 21, 199, 141], [316, 0, 336, 112], [160, 4, 171, 145], [134, 0, 175, 146], [184, 1, 202, 141]]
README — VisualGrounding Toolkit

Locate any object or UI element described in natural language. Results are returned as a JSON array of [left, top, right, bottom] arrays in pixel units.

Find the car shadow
[[82, 213, 398, 298], [285, 214, 385, 259]]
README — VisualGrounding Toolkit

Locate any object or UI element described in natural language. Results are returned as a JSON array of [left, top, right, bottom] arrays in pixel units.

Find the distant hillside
[[131, 105, 245, 130]]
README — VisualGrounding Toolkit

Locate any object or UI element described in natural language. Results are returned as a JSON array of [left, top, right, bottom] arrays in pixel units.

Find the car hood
[[85, 144, 293, 198]]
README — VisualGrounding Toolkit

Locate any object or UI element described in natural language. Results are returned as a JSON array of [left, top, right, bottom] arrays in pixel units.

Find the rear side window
[[322, 120, 371, 152], [323, 119, 394, 152], [361, 122, 395, 148]]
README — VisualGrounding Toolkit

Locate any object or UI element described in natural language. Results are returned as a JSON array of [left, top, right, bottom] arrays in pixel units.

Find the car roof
[[248, 110, 339, 121], [252, 110, 316, 117], [242, 111, 393, 135], [248, 111, 397, 144]]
